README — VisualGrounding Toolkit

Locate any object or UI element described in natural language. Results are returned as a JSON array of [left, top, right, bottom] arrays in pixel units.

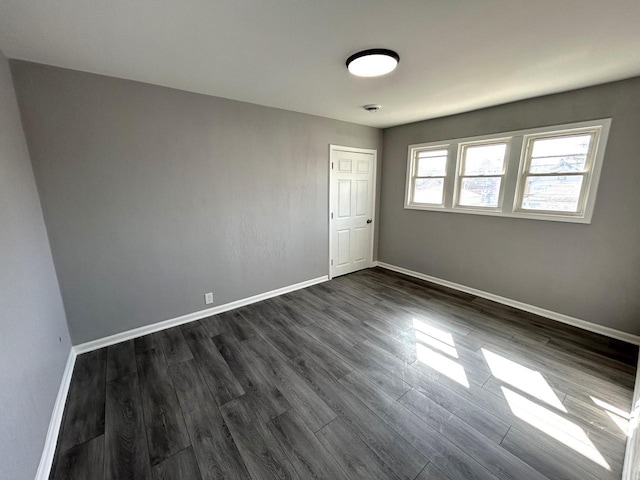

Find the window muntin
[[408, 147, 448, 206], [516, 131, 597, 215], [456, 142, 509, 209], [404, 119, 610, 224]]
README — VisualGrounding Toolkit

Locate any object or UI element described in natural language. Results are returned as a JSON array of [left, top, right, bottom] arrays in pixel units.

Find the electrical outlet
[[205, 292, 214, 305]]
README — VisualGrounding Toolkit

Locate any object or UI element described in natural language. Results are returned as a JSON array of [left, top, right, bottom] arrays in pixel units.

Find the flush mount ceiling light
[[346, 49, 400, 77]]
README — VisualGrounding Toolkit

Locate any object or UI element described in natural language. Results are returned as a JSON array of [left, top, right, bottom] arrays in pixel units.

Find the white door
[[329, 145, 376, 278]]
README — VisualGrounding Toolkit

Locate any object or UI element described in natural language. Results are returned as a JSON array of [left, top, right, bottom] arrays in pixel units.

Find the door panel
[[338, 180, 351, 218], [355, 180, 369, 216], [337, 229, 350, 266], [330, 147, 376, 278], [353, 227, 368, 263]]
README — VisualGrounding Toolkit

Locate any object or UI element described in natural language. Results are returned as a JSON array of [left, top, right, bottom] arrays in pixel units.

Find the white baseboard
[[376, 262, 640, 345], [35, 348, 77, 480], [623, 356, 640, 480], [74, 275, 329, 354]]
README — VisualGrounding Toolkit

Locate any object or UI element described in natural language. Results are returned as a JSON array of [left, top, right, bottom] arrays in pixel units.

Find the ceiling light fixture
[[363, 104, 381, 113], [346, 49, 400, 77]]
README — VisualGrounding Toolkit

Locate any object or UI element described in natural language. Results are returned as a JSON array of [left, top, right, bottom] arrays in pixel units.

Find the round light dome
[[346, 49, 400, 77]]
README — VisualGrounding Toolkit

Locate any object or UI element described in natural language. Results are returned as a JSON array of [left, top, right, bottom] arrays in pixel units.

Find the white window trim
[[406, 144, 450, 208], [453, 137, 512, 212], [404, 119, 611, 224]]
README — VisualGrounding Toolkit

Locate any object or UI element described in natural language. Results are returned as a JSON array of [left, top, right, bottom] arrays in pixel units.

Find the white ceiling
[[1, 0, 639, 128]]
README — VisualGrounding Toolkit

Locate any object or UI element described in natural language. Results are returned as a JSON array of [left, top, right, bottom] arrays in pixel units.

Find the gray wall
[[380, 77, 640, 335], [0, 53, 71, 480], [11, 61, 383, 345]]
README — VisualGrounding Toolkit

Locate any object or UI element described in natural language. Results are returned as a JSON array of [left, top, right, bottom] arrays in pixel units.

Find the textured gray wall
[[0, 53, 71, 479], [11, 61, 382, 345], [380, 77, 640, 335]]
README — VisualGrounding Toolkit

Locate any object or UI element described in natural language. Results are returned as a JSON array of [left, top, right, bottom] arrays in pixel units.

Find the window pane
[[417, 149, 447, 176], [414, 178, 444, 204], [417, 156, 447, 176], [529, 134, 592, 174], [529, 154, 587, 174], [463, 143, 506, 175], [521, 175, 584, 212], [531, 134, 591, 158], [418, 149, 448, 158], [458, 177, 501, 208]]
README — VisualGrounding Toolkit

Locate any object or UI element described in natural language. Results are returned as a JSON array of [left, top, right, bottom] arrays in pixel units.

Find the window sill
[[404, 204, 592, 224]]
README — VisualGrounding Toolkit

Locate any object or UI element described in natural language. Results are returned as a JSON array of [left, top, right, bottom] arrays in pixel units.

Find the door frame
[[328, 144, 378, 280]]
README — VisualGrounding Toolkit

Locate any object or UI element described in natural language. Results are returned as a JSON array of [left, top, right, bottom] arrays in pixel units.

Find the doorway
[[329, 145, 377, 279]]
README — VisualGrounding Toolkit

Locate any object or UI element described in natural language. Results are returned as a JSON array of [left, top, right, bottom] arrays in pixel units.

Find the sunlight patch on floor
[[590, 396, 631, 420], [482, 348, 566, 412], [502, 387, 611, 470], [605, 410, 630, 436], [415, 342, 469, 388], [590, 395, 634, 437], [412, 329, 458, 358], [411, 318, 456, 347]]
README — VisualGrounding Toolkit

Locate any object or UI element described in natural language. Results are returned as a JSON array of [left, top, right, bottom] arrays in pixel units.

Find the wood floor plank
[[306, 318, 408, 396], [289, 354, 427, 480], [333, 369, 503, 480], [404, 361, 625, 469], [415, 463, 453, 480], [250, 313, 305, 360], [220, 395, 299, 480], [213, 331, 291, 422], [104, 372, 152, 480], [229, 309, 258, 340], [290, 287, 333, 311], [152, 447, 202, 480], [397, 387, 548, 480], [160, 327, 193, 366], [265, 312, 353, 380], [107, 340, 137, 382], [477, 337, 635, 403], [268, 295, 316, 326], [136, 347, 191, 465], [200, 313, 230, 337], [388, 366, 511, 445], [349, 342, 413, 399], [169, 360, 250, 480], [501, 427, 602, 480], [50, 434, 104, 480], [242, 336, 336, 432], [246, 298, 282, 318], [304, 318, 412, 400], [563, 394, 629, 442], [267, 409, 349, 480], [316, 418, 401, 480], [135, 332, 163, 353], [482, 375, 567, 407], [57, 348, 108, 452], [182, 325, 245, 405]]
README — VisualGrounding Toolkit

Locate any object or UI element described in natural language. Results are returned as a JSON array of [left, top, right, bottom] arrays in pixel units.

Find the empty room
[[2, 1, 640, 479]]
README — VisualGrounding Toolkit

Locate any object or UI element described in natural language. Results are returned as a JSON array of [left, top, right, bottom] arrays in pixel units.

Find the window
[[407, 146, 448, 206], [516, 131, 598, 216], [405, 119, 610, 223], [456, 141, 509, 209]]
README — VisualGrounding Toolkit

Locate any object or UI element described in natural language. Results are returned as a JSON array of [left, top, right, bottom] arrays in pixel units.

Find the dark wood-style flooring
[[50, 267, 638, 480]]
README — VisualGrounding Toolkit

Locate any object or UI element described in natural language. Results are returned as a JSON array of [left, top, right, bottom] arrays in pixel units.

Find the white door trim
[[328, 144, 377, 279]]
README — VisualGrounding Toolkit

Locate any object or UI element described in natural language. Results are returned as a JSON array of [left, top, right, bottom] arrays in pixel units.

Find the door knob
[[366, 219, 372, 224]]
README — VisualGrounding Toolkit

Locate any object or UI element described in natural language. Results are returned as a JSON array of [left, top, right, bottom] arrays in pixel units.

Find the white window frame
[[404, 119, 611, 224], [406, 145, 450, 208], [513, 127, 602, 219], [453, 138, 512, 212]]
